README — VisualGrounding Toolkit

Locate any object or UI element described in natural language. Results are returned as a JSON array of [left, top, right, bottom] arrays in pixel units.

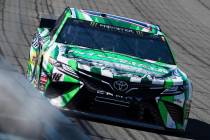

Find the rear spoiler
[[39, 18, 56, 31]]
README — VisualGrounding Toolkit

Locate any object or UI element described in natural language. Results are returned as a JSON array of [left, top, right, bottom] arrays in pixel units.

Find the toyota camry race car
[[27, 7, 192, 132]]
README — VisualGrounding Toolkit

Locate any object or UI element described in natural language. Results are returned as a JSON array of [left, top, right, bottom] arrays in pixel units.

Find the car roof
[[68, 7, 163, 36]]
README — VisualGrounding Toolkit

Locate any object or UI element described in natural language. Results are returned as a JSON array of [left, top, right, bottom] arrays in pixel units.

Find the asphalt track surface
[[0, 0, 210, 139]]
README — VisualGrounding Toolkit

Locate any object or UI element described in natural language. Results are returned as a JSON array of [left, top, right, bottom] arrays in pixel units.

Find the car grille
[[77, 70, 165, 103]]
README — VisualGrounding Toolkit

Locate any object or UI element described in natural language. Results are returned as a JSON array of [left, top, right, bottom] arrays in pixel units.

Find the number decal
[[52, 73, 62, 81]]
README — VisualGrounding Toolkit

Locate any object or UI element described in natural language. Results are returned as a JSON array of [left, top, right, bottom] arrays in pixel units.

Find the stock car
[[27, 7, 192, 132]]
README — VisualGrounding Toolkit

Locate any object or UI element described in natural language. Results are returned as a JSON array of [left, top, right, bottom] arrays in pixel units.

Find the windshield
[[56, 19, 175, 64]]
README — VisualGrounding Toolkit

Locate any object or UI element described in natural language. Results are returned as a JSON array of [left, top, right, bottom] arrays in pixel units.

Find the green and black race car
[[27, 7, 192, 132]]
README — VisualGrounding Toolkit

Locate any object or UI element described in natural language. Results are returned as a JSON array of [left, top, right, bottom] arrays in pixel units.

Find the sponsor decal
[[96, 90, 142, 102], [99, 24, 134, 33], [64, 48, 169, 74]]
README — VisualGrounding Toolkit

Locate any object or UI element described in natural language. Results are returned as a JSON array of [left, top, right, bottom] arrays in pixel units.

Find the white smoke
[[0, 58, 88, 140]]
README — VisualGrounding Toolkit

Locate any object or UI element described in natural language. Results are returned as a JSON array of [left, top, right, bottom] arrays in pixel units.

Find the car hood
[[53, 44, 187, 87]]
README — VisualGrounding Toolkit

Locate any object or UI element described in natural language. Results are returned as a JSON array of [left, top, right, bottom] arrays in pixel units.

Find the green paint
[[113, 75, 130, 81], [91, 67, 101, 75], [164, 79, 173, 88], [46, 63, 53, 74], [51, 45, 59, 59], [61, 85, 80, 107], [158, 101, 168, 126], [45, 79, 51, 91], [64, 75, 79, 83], [75, 8, 85, 19], [68, 59, 77, 71], [52, 9, 71, 41], [161, 96, 174, 103]]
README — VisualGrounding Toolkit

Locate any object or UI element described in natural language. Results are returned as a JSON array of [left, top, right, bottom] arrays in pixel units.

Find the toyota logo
[[113, 80, 128, 92]]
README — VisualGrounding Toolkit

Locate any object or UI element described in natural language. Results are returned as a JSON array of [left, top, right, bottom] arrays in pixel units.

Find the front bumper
[[40, 67, 189, 131], [45, 81, 188, 132]]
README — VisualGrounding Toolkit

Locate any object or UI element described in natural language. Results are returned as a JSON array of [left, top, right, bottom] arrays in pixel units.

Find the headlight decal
[[48, 56, 79, 81], [51, 65, 80, 83]]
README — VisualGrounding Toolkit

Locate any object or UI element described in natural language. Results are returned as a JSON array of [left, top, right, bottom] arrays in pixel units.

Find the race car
[[27, 7, 192, 132]]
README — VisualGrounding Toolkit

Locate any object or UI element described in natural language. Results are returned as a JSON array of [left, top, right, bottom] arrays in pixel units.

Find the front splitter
[[62, 109, 166, 131]]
